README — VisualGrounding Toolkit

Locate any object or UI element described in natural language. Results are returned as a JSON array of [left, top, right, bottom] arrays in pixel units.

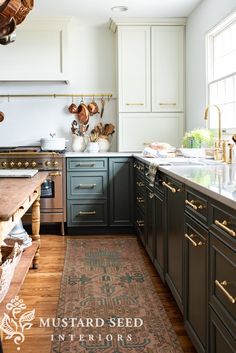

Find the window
[[206, 11, 236, 132]]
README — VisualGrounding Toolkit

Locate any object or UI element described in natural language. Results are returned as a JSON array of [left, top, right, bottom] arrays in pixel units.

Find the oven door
[[40, 171, 63, 212]]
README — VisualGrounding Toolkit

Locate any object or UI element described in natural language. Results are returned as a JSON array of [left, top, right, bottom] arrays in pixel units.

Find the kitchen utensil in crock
[[0, 111, 4, 122], [77, 102, 90, 124], [87, 98, 99, 115]]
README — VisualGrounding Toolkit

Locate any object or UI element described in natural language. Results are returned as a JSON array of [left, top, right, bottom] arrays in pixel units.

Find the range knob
[[17, 162, 22, 168], [1, 161, 7, 168], [45, 161, 51, 167], [31, 161, 37, 168], [10, 161, 15, 168], [24, 161, 29, 168], [53, 161, 59, 167]]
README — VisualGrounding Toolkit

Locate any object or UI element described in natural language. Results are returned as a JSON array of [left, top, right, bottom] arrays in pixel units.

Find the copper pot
[[68, 103, 78, 114], [0, 0, 21, 23], [77, 103, 89, 124], [14, 0, 34, 25], [87, 99, 99, 115], [0, 17, 15, 38]]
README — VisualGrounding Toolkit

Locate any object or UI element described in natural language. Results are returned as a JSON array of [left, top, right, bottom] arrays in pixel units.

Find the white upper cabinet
[[0, 18, 70, 83], [117, 24, 184, 113], [151, 26, 184, 112], [118, 26, 151, 112]]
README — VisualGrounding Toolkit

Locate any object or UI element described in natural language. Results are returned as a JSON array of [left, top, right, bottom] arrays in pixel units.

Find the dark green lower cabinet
[[153, 190, 165, 281], [164, 176, 184, 313], [109, 158, 134, 226], [209, 308, 236, 353], [184, 215, 207, 353], [145, 186, 156, 261]]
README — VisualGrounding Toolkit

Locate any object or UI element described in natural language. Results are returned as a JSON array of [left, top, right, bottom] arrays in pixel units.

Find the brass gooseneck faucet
[[204, 104, 223, 160], [204, 104, 222, 142]]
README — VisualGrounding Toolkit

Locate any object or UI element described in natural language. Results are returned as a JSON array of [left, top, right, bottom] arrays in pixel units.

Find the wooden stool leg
[[31, 193, 40, 269]]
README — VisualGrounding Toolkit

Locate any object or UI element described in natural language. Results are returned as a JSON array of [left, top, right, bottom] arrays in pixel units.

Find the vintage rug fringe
[[51, 238, 183, 353]]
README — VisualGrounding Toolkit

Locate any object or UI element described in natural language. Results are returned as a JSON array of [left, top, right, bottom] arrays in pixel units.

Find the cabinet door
[[109, 158, 134, 226], [184, 216, 207, 353], [151, 26, 184, 112], [145, 187, 156, 261], [118, 26, 151, 112], [164, 176, 184, 313], [153, 190, 165, 282]]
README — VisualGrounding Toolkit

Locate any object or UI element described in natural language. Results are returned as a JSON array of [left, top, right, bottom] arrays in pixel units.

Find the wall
[[0, 18, 117, 150], [186, 0, 236, 131]]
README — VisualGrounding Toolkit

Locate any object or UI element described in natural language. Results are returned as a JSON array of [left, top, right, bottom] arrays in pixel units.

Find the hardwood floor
[[2, 234, 196, 353]]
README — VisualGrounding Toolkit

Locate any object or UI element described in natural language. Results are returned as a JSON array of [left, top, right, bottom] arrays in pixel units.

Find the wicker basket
[[0, 243, 23, 303]]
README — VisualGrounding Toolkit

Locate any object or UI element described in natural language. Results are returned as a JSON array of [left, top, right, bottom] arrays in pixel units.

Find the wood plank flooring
[[2, 234, 196, 353]]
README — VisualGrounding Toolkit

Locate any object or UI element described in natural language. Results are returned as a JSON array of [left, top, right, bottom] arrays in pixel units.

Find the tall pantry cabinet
[[110, 19, 186, 152]]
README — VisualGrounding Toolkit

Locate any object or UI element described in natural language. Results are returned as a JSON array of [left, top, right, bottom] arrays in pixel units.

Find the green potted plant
[[180, 129, 214, 157]]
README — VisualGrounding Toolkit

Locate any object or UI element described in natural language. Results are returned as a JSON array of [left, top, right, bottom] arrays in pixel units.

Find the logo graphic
[[0, 296, 35, 351]]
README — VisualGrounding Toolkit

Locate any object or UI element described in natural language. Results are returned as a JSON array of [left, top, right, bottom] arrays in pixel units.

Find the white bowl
[[179, 148, 206, 158]]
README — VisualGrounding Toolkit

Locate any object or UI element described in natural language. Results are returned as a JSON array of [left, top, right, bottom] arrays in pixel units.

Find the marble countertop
[[133, 154, 236, 209]]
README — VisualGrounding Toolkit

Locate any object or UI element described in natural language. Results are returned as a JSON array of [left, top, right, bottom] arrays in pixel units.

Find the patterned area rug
[[51, 238, 183, 353]]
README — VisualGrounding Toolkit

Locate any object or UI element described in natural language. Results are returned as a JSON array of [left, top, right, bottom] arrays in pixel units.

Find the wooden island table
[[0, 172, 48, 310]]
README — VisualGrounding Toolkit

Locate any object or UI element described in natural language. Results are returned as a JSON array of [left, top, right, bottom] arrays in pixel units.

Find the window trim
[[205, 10, 236, 133]]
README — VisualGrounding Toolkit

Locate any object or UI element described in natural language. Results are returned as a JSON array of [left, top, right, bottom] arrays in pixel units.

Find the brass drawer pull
[[185, 199, 203, 210], [133, 163, 144, 171], [159, 102, 176, 106], [79, 211, 96, 215], [215, 280, 236, 304], [214, 220, 236, 237], [79, 184, 96, 189], [76, 163, 95, 167], [136, 181, 144, 187], [136, 197, 144, 203], [126, 103, 144, 106], [49, 172, 62, 177], [184, 233, 203, 247], [136, 220, 144, 227], [162, 181, 177, 193]]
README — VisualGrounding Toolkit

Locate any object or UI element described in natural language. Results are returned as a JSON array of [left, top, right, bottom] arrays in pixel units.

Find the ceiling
[[32, 0, 203, 26]]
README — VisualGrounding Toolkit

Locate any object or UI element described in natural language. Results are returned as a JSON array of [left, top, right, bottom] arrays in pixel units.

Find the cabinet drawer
[[210, 201, 236, 246], [209, 233, 236, 337], [67, 200, 108, 226], [185, 187, 208, 226], [67, 172, 107, 199], [67, 158, 107, 171], [209, 308, 236, 353]]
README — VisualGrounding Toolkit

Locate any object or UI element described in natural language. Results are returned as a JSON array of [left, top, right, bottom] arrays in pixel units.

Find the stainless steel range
[[0, 147, 66, 235]]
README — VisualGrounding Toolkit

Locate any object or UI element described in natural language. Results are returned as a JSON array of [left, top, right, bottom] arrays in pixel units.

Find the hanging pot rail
[[0, 93, 113, 99]]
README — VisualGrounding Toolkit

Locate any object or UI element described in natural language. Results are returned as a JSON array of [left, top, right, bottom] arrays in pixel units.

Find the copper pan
[[14, 0, 34, 25], [0, 16, 15, 38], [0, 0, 21, 23], [77, 103, 90, 124]]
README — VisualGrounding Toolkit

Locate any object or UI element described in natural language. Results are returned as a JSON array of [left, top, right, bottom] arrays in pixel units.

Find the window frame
[[206, 10, 236, 134]]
